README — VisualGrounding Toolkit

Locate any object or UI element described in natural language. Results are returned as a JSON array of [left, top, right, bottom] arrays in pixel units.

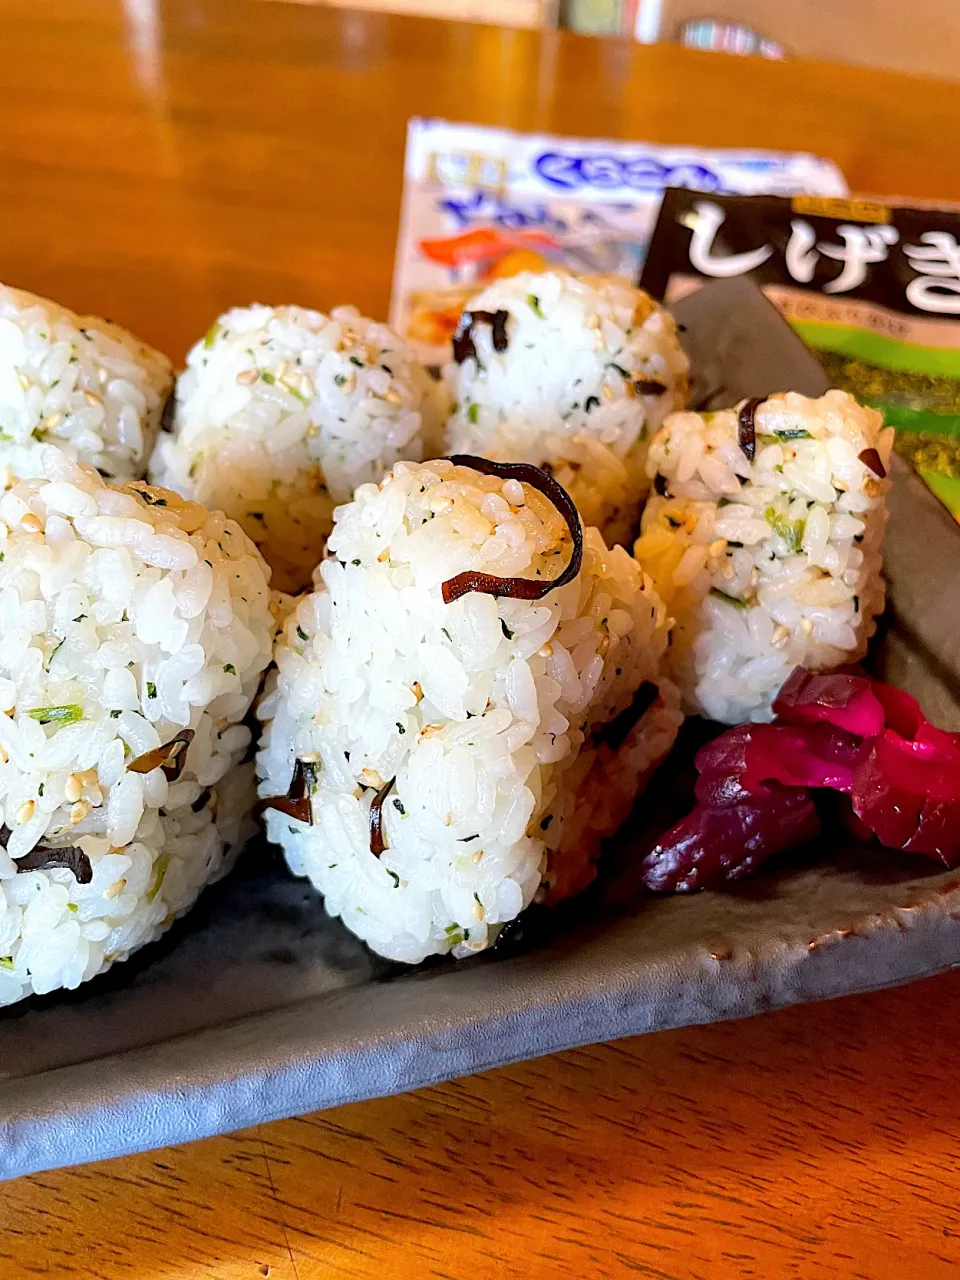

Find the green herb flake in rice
[[764, 507, 806, 552], [26, 704, 83, 726]]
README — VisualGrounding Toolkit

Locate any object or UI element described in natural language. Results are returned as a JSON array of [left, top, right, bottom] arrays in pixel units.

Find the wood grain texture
[[1, 1, 960, 1274], [5, 971, 960, 1277], [1, 0, 959, 368]]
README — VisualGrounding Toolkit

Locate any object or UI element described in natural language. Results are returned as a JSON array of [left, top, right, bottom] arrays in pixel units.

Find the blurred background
[[263, 0, 957, 80]]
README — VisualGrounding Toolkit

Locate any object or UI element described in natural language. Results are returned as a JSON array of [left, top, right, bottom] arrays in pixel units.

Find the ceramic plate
[[2, 280, 958, 1179]]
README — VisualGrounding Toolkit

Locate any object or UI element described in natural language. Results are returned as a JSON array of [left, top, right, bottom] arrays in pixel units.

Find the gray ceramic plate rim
[[5, 861, 960, 1177]]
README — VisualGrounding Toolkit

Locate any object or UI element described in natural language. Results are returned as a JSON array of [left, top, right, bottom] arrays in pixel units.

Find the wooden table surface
[[2, 2, 960, 1275]]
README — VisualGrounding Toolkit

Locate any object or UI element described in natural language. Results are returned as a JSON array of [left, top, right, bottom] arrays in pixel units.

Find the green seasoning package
[[640, 191, 960, 519]]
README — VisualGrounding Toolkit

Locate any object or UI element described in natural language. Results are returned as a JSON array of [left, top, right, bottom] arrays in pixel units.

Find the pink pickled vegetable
[[869, 680, 928, 739], [695, 722, 864, 800], [773, 667, 885, 738], [850, 719, 960, 861]]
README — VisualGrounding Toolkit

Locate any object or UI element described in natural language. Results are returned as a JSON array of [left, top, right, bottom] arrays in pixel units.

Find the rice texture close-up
[[257, 456, 682, 964], [0, 285, 173, 488], [0, 447, 274, 1005], [443, 271, 689, 545], [149, 304, 449, 594], [634, 390, 892, 724]]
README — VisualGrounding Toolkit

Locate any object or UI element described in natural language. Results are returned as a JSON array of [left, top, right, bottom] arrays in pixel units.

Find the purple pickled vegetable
[[646, 666, 960, 892], [641, 783, 820, 892]]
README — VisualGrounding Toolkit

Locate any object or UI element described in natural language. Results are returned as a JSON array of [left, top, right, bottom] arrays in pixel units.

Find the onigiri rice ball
[[0, 446, 274, 1005], [443, 272, 689, 545], [635, 391, 892, 724], [256, 456, 681, 963], [149, 304, 449, 594], [0, 285, 173, 486]]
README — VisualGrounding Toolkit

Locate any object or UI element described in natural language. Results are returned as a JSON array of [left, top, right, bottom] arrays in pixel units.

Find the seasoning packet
[[640, 190, 960, 518], [390, 119, 847, 365]]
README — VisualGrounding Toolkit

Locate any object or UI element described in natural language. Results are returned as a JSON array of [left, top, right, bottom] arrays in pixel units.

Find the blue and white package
[[390, 118, 847, 364]]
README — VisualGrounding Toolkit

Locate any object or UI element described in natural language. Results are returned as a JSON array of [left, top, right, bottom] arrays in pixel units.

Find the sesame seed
[[473, 901, 484, 920], [236, 369, 258, 386], [69, 799, 91, 825], [708, 539, 726, 558], [0, 746, 8, 765], [771, 625, 789, 647], [64, 773, 84, 803], [104, 877, 127, 900], [17, 373, 31, 391], [800, 617, 814, 635], [384, 389, 402, 406], [14, 800, 34, 824], [21, 513, 43, 533], [44, 412, 64, 432], [538, 643, 554, 658], [83, 391, 102, 407]]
